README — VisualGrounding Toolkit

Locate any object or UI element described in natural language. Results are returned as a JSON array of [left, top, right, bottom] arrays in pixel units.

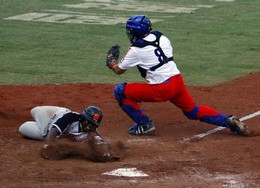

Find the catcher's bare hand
[[106, 45, 120, 69]]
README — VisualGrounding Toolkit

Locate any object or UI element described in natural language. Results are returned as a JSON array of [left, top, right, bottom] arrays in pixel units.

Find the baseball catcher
[[105, 15, 252, 136], [19, 106, 122, 162]]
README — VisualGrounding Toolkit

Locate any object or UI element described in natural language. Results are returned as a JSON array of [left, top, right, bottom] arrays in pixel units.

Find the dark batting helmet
[[81, 106, 103, 126]]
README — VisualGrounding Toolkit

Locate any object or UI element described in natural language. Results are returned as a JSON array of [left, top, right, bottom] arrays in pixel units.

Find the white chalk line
[[183, 110, 260, 141]]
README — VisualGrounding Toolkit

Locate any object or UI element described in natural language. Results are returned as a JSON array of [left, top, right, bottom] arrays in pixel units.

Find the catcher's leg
[[183, 105, 230, 127], [183, 106, 250, 135], [168, 75, 231, 128], [114, 83, 155, 135], [114, 80, 177, 124], [19, 121, 45, 140], [114, 83, 150, 125]]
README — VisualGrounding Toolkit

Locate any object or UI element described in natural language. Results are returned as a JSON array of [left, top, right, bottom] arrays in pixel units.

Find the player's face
[[81, 120, 96, 132], [126, 30, 135, 43]]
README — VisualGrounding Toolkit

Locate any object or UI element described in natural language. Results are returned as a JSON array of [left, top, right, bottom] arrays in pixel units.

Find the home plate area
[[103, 168, 149, 177], [0, 72, 259, 187]]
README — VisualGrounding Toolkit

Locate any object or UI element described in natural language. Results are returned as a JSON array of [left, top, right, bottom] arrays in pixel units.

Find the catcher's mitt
[[106, 45, 120, 69]]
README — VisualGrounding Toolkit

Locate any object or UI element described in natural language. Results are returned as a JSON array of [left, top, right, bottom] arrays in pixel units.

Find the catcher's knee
[[114, 82, 126, 103], [183, 105, 199, 120]]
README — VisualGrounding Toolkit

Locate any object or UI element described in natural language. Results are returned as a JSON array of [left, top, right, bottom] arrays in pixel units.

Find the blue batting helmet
[[126, 15, 152, 43]]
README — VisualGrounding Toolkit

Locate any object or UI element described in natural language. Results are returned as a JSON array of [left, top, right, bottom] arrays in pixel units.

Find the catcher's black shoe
[[228, 116, 251, 136], [128, 120, 155, 135]]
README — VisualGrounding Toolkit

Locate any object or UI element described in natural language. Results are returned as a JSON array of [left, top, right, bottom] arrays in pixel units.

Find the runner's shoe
[[128, 120, 155, 135]]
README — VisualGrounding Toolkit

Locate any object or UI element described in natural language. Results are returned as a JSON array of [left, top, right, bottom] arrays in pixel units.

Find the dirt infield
[[0, 72, 259, 188]]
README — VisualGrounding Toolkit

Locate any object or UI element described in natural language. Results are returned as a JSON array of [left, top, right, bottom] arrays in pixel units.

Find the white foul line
[[240, 111, 260, 121], [183, 110, 260, 141]]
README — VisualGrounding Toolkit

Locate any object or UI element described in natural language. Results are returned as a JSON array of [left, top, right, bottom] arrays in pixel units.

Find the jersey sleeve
[[52, 112, 80, 133], [119, 47, 141, 70]]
